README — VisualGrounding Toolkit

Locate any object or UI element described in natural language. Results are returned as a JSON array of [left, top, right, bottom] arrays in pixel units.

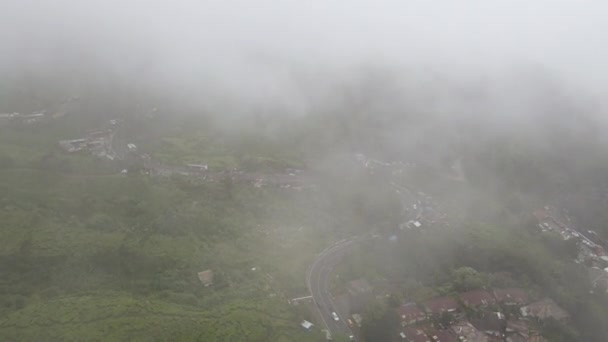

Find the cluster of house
[[59, 129, 118, 160], [0, 111, 48, 124], [395, 288, 569, 342], [533, 206, 608, 294]]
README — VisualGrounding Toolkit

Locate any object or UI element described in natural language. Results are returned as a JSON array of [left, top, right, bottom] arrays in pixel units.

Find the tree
[[452, 267, 486, 292], [362, 300, 399, 342]]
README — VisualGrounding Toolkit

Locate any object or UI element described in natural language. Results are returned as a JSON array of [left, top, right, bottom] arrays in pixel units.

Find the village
[[532, 205, 608, 294]]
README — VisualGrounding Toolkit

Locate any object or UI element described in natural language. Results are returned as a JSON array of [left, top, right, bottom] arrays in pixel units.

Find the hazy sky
[[1, 0, 607, 101]]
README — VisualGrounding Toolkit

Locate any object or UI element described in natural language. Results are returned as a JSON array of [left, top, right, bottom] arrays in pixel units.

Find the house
[[423, 296, 460, 314], [426, 328, 458, 342], [400, 327, 430, 342], [59, 139, 88, 152], [300, 320, 313, 330], [505, 319, 529, 342], [397, 303, 427, 326], [470, 312, 506, 338], [520, 298, 569, 321], [187, 164, 209, 172], [450, 321, 488, 342], [459, 290, 496, 308], [493, 288, 529, 306], [197, 270, 214, 286]]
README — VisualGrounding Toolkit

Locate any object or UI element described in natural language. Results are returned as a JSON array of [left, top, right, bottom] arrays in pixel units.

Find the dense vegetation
[[2, 69, 608, 341]]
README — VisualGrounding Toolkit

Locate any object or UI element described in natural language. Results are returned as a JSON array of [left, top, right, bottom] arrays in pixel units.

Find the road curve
[[307, 238, 359, 339]]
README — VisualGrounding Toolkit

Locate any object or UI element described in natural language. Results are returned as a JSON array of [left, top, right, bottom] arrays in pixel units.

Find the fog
[[2, 0, 607, 112]]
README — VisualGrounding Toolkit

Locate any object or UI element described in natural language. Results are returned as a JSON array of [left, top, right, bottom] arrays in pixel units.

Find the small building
[[428, 328, 459, 342], [405, 220, 422, 229], [397, 303, 427, 326], [401, 327, 430, 342], [59, 139, 87, 152], [197, 270, 214, 287], [460, 290, 496, 308], [493, 288, 529, 306], [470, 312, 506, 338], [520, 298, 569, 321], [423, 296, 460, 315], [300, 320, 313, 330], [187, 164, 209, 172], [450, 321, 487, 342], [505, 319, 529, 341], [127, 143, 137, 152]]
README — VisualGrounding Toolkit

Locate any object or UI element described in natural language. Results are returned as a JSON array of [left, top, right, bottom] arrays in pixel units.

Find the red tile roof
[[521, 298, 569, 321], [401, 327, 430, 342], [431, 329, 459, 342], [424, 296, 460, 314], [493, 288, 529, 305], [460, 290, 496, 307], [397, 303, 426, 324]]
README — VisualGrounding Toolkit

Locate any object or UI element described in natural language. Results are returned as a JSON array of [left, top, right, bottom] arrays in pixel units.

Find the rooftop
[[520, 298, 569, 321], [197, 270, 214, 286], [397, 303, 426, 324], [459, 290, 496, 307], [300, 320, 313, 330], [493, 288, 529, 306], [428, 329, 458, 342], [470, 312, 506, 337], [424, 296, 460, 314], [450, 321, 487, 342], [401, 327, 430, 342]]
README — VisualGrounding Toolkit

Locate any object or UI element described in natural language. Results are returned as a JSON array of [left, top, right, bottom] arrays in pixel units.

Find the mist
[[2, 0, 608, 113], [3, 2, 608, 341]]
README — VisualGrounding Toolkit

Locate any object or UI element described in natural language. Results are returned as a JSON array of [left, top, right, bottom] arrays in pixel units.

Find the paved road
[[307, 238, 360, 340], [306, 182, 422, 340]]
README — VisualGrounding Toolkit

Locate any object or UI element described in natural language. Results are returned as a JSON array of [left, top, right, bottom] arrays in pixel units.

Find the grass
[[0, 292, 317, 341]]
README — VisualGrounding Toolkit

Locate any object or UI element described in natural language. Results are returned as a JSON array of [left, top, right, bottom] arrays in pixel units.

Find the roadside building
[[459, 290, 496, 308], [520, 298, 569, 321], [493, 288, 529, 306], [397, 303, 427, 326], [300, 320, 313, 330], [197, 270, 214, 287]]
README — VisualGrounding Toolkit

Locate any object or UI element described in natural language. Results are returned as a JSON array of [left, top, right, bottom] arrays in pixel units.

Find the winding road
[[307, 238, 360, 340], [306, 179, 421, 340]]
